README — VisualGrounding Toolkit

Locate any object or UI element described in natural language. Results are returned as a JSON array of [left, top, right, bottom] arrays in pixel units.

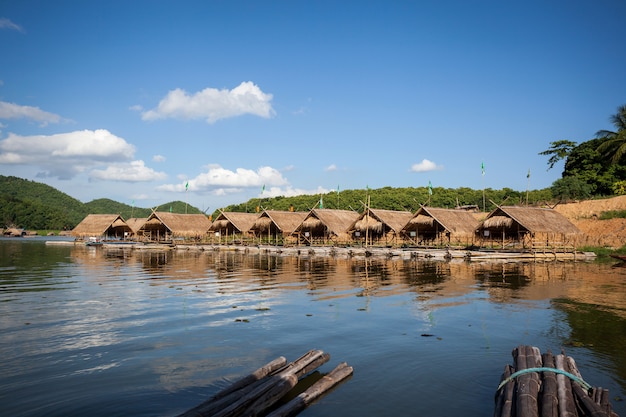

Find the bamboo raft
[[494, 345, 619, 417], [178, 349, 353, 417]]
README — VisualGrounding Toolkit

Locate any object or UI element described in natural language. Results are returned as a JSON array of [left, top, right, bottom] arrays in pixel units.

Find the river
[[1, 237, 625, 416]]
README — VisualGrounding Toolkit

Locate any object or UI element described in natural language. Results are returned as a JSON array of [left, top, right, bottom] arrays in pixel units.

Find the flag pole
[[185, 181, 189, 214], [481, 162, 486, 212], [526, 169, 530, 206]]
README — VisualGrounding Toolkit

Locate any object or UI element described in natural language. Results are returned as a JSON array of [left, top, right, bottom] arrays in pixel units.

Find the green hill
[[0, 175, 203, 231]]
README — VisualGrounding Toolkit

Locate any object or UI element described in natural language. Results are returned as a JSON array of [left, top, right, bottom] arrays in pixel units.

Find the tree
[[539, 140, 577, 170], [596, 104, 626, 164], [550, 176, 592, 201]]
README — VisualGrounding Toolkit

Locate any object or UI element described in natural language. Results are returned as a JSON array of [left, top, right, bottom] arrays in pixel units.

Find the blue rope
[[497, 367, 592, 392]]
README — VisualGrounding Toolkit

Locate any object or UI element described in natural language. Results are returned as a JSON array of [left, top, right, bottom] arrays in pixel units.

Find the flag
[[169, 205, 172, 213], [481, 162, 485, 176], [261, 184, 265, 194], [527, 169, 531, 179], [185, 181, 189, 191], [428, 180, 433, 195], [319, 196, 323, 209], [131, 200, 134, 208]]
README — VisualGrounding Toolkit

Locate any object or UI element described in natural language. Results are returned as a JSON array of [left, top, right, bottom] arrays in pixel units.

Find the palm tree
[[596, 104, 626, 164]]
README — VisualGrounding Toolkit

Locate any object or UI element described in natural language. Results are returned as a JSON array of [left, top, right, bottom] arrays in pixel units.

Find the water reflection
[[2, 240, 626, 417]]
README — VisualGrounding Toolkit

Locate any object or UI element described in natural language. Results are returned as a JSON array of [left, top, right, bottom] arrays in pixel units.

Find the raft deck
[[494, 345, 618, 417]]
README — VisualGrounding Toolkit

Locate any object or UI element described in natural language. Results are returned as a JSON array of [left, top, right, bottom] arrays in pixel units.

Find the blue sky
[[1, 1, 625, 211]]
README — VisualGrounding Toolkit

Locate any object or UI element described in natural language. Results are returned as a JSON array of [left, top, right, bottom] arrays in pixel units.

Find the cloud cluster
[[141, 81, 275, 123], [158, 165, 288, 194], [0, 101, 63, 126], [410, 159, 443, 173], [0, 129, 165, 181]]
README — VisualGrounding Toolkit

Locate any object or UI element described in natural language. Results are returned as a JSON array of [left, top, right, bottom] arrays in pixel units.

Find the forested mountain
[[0, 176, 202, 230]]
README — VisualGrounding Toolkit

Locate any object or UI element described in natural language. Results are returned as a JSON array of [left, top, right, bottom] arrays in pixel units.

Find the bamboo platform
[[494, 345, 619, 417], [178, 349, 353, 417]]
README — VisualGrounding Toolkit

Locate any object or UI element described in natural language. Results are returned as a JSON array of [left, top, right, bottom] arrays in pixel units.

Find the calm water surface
[[1, 238, 626, 416]]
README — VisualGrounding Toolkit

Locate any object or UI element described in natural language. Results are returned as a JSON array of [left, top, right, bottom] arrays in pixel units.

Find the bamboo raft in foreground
[[178, 349, 353, 417], [494, 345, 619, 417]]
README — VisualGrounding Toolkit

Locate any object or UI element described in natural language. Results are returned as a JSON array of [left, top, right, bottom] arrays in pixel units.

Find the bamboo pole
[[555, 354, 577, 417], [267, 362, 354, 417], [540, 351, 558, 417]]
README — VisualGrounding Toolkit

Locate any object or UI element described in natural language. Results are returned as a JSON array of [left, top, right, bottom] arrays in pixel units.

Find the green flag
[[319, 196, 323, 209], [527, 169, 531, 179], [428, 180, 433, 195], [481, 162, 485, 176], [185, 181, 189, 191]]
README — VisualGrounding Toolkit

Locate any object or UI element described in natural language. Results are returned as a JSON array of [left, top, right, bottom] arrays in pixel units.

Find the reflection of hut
[[71, 214, 132, 240], [293, 209, 360, 245], [477, 206, 581, 251], [251, 210, 308, 245], [402, 207, 480, 247], [137, 212, 211, 242], [349, 208, 413, 246], [209, 211, 259, 244]]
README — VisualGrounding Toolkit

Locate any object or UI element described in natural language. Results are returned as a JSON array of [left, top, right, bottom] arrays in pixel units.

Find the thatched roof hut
[[349, 208, 413, 245], [209, 211, 259, 242], [137, 212, 211, 241], [71, 214, 132, 239], [477, 206, 582, 250], [402, 207, 480, 246], [251, 210, 308, 239], [294, 209, 360, 245]]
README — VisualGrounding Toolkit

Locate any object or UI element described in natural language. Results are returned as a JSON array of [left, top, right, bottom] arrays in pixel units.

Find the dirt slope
[[553, 195, 626, 248]]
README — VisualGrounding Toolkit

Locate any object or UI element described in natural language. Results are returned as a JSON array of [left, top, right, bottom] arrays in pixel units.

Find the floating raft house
[[494, 345, 619, 417]]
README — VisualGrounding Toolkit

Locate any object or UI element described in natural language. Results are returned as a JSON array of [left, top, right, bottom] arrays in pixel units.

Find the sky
[[1, 0, 625, 212]]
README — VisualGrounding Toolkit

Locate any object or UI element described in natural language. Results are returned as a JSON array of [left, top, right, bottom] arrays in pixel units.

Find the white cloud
[[0, 129, 136, 179], [152, 154, 166, 162], [90, 160, 167, 182], [141, 81, 275, 123], [410, 159, 443, 173], [325, 164, 337, 172], [0, 18, 24, 33], [157, 164, 289, 194], [0, 101, 63, 126]]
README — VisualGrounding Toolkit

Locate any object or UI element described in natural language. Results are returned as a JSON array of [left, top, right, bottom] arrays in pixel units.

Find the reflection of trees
[[0, 240, 73, 292], [553, 298, 626, 391]]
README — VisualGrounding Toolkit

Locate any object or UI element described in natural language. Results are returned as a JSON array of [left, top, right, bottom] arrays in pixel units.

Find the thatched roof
[[71, 214, 132, 237], [403, 207, 479, 236], [351, 208, 413, 233], [296, 209, 360, 236], [209, 212, 259, 233], [252, 210, 308, 234], [140, 212, 212, 236], [479, 206, 581, 234], [126, 217, 147, 233]]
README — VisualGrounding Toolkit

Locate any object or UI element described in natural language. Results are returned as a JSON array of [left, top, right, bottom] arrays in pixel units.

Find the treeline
[[0, 175, 201, 231], [221, 186, 554, 213]]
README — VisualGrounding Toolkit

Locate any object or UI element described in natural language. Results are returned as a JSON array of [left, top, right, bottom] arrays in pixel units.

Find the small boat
[[85, 237, 103, 246], [610, 253, 626, 262]]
